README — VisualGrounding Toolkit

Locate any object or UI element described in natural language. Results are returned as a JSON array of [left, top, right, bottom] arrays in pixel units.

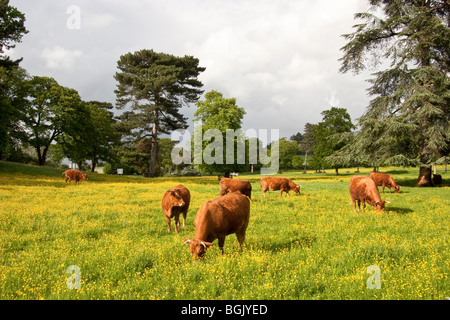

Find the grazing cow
[[433, 174, 442, 187], [183, 191, 250, 259], [161, 185, 190, 233], [349, 175, 389, 213], [369, 172, 400, 193], [260, 177, 300, 197], [62, 169, 88, 184], [219, 177, 252, 199]]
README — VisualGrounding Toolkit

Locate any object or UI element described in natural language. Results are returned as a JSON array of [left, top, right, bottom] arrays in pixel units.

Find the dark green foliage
[[193, 90, 247, 176], [338, 0, 450, 185], [0, 0, 28, 68], [114, 49, 205, 177], [313, 107, 355, 174]]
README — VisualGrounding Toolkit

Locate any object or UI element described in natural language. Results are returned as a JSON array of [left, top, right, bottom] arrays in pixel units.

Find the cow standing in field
[[161, 185, 190, 233], [260, 177, 300, 197], [219, 177, 252, 199], [183, 191, 250, 259], [349, 175, 389, 213], [369, 172, 400, 193], [62, 169, 88, 184]]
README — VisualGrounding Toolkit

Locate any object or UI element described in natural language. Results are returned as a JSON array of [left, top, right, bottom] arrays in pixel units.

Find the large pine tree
[[339, 0, 450, 186], [114, 49, 205, 177]]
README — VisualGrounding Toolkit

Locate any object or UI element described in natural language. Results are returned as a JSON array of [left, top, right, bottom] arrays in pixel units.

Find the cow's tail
[[61, 171, 66, 177]]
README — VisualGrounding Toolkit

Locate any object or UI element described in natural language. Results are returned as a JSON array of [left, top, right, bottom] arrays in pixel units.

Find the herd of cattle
[[161, 173, 401, 259], [61, 168, 438, 259]]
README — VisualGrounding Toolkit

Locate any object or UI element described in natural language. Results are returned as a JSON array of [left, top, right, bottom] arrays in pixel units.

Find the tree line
[[0, 0, 448, 186]]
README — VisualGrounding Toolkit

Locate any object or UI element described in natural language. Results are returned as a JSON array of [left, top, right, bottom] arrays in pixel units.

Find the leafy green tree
[[0, 0, 28, 68], [22, 76, 83, 165], [57, 101, 118, 172], [0, 66, 28, 159], [339, 0, 450, 186], [289, 132, 304, 146], [313, 107, 355, 175], [300, 123, 316, 173], [278, 137, 301, 171], [193, 90, 246, 177], [0, 0, 28, 158], [114, 49, 205, 177]]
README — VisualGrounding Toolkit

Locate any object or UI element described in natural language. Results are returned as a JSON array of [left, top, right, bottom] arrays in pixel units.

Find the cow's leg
[[355, 199, 362, 212], [236, 232, 246, 251], [362, 200, 366, 212], [218, 236, 225, 254], [165, 215, 172, 232], [174, 214, 180, 233], [182, 211, 187, 228], [351, 198, 357, 213], [382, 183, 385, 193]]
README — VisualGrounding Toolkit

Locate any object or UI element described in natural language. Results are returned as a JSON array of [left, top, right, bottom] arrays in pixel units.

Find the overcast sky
[[9, 0, 374, 140]]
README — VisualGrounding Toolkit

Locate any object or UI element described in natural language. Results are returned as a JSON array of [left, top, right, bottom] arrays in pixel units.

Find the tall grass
[[0, 161, 448, 299]]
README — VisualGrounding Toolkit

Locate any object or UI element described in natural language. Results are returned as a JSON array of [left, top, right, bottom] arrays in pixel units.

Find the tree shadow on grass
[[254, 236, 317, 253], [385, 206, 414, 215]]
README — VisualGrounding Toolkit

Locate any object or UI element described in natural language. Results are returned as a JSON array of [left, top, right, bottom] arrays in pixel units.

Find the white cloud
[[41, 46, 83, 70], [83, 12, 121, 29], [11, 0, 372, 139]]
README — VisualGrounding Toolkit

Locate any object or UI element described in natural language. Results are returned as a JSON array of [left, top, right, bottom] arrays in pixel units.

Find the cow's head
[[293, 184, 301, 194], [394, 185, 400, 193], [83, 174, 88, 180], [183, 238, 213, 259], [170, 190, 185, 207], [374, 200, 390, 211]]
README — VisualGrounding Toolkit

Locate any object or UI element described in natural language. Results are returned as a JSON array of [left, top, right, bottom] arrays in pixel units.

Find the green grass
[[0, 161, 449, 299]]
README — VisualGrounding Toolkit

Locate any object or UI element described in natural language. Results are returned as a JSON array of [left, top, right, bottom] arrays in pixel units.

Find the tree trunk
[[224, 171, 230, 178], [417, 166, 433, 187], [149, 110, 159, 178], [335, 167, 339, 175], [90, 157, 97, 172], [41, 146, 50, 166], [37, 146, 43, 165], [303, 152, 308, 174]]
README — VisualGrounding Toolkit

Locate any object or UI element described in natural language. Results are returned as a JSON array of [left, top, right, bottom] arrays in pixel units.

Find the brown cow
[[183, 191, 250, 259], [161, 185, 190, 233], [349, 175, 389, 213], [369, 172, 400, 193], [219, 177, 252, 199], [260, 177, 300, 197], [62, 169, 88, 184]]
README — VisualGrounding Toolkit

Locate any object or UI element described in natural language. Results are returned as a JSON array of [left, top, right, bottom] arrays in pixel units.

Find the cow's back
[[369, 172, 384, 186], [261, 177, 288, 190], [220, 178, 251, 198], [369, 172, 395, 186], [195, 192, 250, 237], [65, 169, 82, 181], [350, 175, 381, 201]]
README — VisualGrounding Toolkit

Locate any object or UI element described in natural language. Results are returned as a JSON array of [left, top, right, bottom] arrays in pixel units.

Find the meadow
[[0, 161, 449, 300]]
